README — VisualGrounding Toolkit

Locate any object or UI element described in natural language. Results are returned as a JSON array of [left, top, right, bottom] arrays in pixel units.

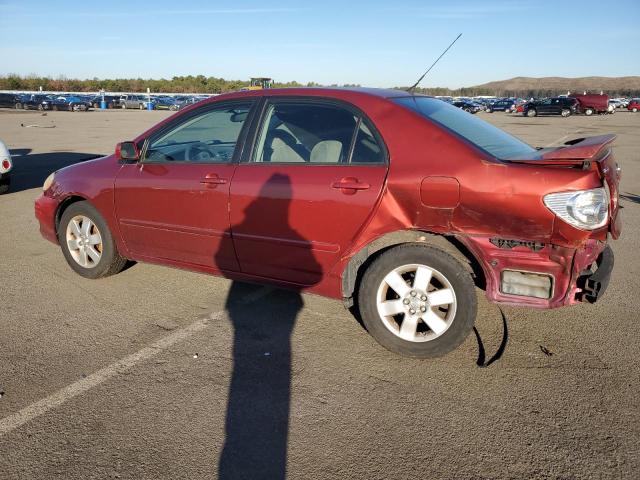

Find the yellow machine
[[243, 77, 273, 91]]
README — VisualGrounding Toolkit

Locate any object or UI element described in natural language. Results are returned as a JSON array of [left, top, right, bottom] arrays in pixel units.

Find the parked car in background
[[569, 93, 610, 116], [120, 94, 155, 110], [523, 97, 579, 117], [487, 99, 515, 113], [627, 99, 640, 112], [64, 95, 91, 111], [90, 95, 121, 109], [0, 93, 17, 108], [47, 95, 91, 111], [0, 139, 12, 194], [16, 94, 51, 110], [608, 99, 623, 109], [453, 100, 482, 113], [154, 96, 182, 111], [35, 88, 621, 359], [616, 98, 629, 108]]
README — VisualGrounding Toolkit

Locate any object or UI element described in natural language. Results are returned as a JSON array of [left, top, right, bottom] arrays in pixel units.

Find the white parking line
[[0, 285, 273, 437]]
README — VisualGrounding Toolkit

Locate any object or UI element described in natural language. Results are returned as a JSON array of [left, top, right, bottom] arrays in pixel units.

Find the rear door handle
[[200, 174, 227, 186], [331, 177, 370, 193]]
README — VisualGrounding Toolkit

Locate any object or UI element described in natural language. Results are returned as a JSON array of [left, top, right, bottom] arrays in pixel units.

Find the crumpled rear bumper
[[461, 236, 613, 309], [574, 245, 614, 303]]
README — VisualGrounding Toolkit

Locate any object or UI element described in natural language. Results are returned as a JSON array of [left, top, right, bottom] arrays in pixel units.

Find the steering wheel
[[185, 142, 216, 162]]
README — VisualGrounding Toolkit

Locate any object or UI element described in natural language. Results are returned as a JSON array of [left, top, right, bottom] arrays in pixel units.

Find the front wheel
[[632, 107, 638, 113], [58, 201, 127, 279], [584, 108, 594, 116], [561, 108, 571, 117], [358, 244, 477, 358], [526, 108, 537, 117]]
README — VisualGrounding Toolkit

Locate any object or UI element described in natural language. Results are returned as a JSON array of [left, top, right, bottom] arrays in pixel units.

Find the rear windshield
[[394, 96, 538, 160]]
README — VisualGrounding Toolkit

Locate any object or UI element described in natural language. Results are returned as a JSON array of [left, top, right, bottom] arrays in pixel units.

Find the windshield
[[394, 96, 538, 160]]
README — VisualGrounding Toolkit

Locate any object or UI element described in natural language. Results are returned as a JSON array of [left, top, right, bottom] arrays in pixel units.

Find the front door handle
[[200, 174, 227, 186], [331, 177, 370, 194]]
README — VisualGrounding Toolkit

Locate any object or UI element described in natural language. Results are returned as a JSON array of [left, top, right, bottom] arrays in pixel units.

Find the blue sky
[[1, 0, 638, 88]]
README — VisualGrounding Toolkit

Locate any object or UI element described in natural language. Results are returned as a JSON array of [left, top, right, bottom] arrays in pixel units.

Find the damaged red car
[[35, 88, 621, 358]]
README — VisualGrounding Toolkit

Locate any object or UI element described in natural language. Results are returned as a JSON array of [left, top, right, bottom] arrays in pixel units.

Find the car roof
[[204, 87, 413, 103]]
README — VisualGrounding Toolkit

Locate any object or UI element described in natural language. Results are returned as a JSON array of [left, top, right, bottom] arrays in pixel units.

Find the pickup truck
[[569, 93, 612, 115]]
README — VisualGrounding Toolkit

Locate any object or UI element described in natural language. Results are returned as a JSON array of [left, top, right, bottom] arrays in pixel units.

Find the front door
[[114, 100, 255, 270], [229, 99, 388, 286]]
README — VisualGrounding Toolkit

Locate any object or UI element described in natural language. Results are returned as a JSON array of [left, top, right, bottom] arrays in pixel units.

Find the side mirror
[[115, 141, 140, 162]]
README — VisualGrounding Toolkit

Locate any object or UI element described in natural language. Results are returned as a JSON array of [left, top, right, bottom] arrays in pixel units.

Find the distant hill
[[469, 76, 640, 95]]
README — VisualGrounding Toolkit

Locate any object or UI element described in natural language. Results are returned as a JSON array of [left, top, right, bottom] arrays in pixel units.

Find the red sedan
[[35, 88, 621, 358]]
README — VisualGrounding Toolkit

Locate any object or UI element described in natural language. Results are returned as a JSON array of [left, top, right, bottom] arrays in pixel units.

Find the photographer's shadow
[[216, 174, 320, 480]]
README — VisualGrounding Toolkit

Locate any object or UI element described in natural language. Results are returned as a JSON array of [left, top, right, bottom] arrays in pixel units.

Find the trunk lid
[[506, 134, 621, 239]]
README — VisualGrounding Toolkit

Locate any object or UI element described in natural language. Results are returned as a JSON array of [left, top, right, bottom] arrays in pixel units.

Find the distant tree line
[[1, 74, 638, 97], [0, 74, 361, 93]]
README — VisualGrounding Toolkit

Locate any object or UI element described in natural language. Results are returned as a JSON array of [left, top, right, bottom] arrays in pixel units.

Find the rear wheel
[[15, 103, 21, 109], [58, 201, 127, 279], [121, 103, 127, 109], [526, 108, 537, 117], [139, 103, 144, 110], [633, 107, 638, 113], [585, 107, 594, 116], [561, 108, 571, 117], [358, 244, 476, 358]]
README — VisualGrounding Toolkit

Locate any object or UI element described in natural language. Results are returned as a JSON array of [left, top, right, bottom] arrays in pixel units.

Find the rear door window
[[251, 100, 386, 164]]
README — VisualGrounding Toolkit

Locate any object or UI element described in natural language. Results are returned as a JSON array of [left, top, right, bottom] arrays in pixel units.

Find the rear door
[[114, 100, 256, 270], [228, 98, 388, 286]]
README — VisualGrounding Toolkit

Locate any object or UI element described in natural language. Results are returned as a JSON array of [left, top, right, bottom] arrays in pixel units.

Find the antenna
[[407, 33, 462, 93]]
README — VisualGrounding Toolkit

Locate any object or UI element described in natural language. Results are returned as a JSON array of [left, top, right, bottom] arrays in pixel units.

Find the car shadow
[[7, 150, 101, 193], [215, 173, 320, 480], [620, 192, 640, 205]]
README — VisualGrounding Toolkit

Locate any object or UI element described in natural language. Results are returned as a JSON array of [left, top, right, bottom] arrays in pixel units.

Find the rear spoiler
[[505, 134, 616, 167]]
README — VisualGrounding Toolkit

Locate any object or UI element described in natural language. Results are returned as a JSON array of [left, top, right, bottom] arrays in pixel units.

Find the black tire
[[632, 107, 638, 113], [526, 108, 537, 117], [14, 103, 21, 109], [139, 103, 144, 110], [122, 103, 127, 109], [58, 201, 127, 279], [561, 108, 571, 117], [37, 104, 44, 111], [357, 244, 477, 358], [584, 107, 594, 116], [0, 177, 10, 194]]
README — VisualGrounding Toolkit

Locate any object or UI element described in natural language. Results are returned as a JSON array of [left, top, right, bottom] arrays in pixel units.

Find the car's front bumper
[[34, 193, 59, 244]]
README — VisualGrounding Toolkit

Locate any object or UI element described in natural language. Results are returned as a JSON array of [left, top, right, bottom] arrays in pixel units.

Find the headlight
[[43, 172, 55, 192], [543, 187, 608, 230]]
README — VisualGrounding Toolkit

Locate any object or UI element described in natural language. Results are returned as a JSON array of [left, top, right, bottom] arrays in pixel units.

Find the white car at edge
[[0, 139, 12, 194]]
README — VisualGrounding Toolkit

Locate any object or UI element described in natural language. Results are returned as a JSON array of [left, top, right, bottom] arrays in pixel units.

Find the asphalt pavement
[[0, 108, 638, 479]]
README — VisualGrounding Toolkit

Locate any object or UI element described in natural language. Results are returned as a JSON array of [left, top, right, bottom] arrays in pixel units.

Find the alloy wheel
[[65, 215, 103, 268], [376, 263, 457, 342]]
